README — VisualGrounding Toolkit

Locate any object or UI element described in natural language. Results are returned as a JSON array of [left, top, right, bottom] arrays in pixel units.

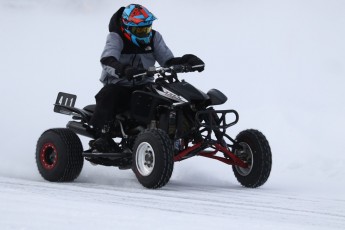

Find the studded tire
[[132, 129, 174, 189], [232, 129, 272, 188], [36, 128, 84, 182]]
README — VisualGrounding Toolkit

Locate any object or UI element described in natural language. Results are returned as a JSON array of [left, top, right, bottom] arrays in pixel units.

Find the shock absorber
[[168, 111, 176, 136]]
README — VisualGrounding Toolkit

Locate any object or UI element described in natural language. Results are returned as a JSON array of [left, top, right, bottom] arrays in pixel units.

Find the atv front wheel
[[132, 129, 174, 189], [232, 129, 272, 188], [36, 128, 84, 182]]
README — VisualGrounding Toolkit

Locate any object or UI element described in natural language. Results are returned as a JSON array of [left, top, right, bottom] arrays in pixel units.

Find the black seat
[[83, 104, 96, 113]]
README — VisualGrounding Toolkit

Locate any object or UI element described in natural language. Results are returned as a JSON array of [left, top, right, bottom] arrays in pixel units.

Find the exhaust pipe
[[67, 121, 95, 138]]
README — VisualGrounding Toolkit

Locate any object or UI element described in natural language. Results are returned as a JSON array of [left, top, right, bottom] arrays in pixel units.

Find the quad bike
[[35, 65, 272, 189]]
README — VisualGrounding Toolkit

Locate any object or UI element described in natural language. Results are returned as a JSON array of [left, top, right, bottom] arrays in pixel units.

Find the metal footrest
[[83, 150, 131, 159]]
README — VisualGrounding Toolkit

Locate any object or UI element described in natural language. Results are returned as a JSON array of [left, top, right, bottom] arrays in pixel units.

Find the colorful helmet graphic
[[121, 4, 157, 47]]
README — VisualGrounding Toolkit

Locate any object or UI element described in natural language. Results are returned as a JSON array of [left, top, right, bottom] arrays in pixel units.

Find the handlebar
[[132, 64, 205, 79]]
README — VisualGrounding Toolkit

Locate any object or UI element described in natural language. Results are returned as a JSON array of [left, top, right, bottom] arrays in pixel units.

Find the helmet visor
[[129, 25, 152, 38]]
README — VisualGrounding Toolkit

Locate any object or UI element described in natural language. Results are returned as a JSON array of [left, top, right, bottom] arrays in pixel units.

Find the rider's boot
[[91, 125, 122, 153]]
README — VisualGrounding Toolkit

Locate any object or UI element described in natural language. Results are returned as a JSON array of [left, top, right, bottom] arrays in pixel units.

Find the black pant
[[89, 84, 145, 129]]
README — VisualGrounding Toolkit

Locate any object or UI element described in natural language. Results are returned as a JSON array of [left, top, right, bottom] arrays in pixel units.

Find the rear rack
[[54, 92, 77, 115], [53, 92, 91, 121]]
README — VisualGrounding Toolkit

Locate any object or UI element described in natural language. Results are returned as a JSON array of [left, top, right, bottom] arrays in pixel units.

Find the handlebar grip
[[191, 64, 205, 69], [177, 64, 205, 73], [132, 72, 147, 79], [132, 64, 205, 79], [171, 65, 185, 73]]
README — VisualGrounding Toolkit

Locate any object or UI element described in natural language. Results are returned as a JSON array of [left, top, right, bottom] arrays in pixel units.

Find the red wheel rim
[[40, 143, 58, 170]]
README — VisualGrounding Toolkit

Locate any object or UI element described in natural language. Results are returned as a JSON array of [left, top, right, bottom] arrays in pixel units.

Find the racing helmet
[[121, 4, 157, 47]]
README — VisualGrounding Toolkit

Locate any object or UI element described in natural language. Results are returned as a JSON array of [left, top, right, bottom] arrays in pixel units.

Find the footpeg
[[83, 150, 130, 159]]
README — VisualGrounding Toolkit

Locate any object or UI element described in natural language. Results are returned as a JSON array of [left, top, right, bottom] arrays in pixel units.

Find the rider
[[90, 4, 205, 153]]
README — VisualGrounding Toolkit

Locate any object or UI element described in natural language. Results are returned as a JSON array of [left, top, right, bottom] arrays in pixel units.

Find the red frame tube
[[174, 142, 248, 168], [174, 142, 203, 161]]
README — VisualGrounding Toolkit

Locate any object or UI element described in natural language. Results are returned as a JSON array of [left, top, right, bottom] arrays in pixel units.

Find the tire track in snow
[[1, 177, 344, 229]]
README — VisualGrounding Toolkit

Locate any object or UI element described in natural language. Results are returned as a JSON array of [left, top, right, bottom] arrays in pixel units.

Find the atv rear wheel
[[232, 129, 272, 188], [36, 128, 84, 182], [132, 129, 174, 189]]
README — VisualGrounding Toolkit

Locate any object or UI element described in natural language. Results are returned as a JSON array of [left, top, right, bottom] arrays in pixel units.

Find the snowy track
[[1, 0, 345, 229], [1, 176, 344, 230]]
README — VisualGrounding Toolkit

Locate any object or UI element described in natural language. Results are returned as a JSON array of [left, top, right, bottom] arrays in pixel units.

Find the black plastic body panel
[[131, 90, 172, 124]]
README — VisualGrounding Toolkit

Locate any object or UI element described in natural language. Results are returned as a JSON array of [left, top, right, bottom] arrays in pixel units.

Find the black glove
[[123, 66, 146, 81], [181, 54, 205, 72], [165, 57, 184, 67]]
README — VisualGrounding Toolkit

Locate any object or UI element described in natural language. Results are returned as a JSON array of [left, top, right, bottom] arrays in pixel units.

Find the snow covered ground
[[1, 176, 344, 230], [0, 0, 345, 229]]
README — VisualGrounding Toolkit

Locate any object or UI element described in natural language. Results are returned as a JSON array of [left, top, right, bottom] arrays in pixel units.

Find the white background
[[0, 0, 344, 229]]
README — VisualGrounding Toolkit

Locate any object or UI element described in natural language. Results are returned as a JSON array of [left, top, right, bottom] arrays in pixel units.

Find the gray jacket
[[100, 31, 174, 86]]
